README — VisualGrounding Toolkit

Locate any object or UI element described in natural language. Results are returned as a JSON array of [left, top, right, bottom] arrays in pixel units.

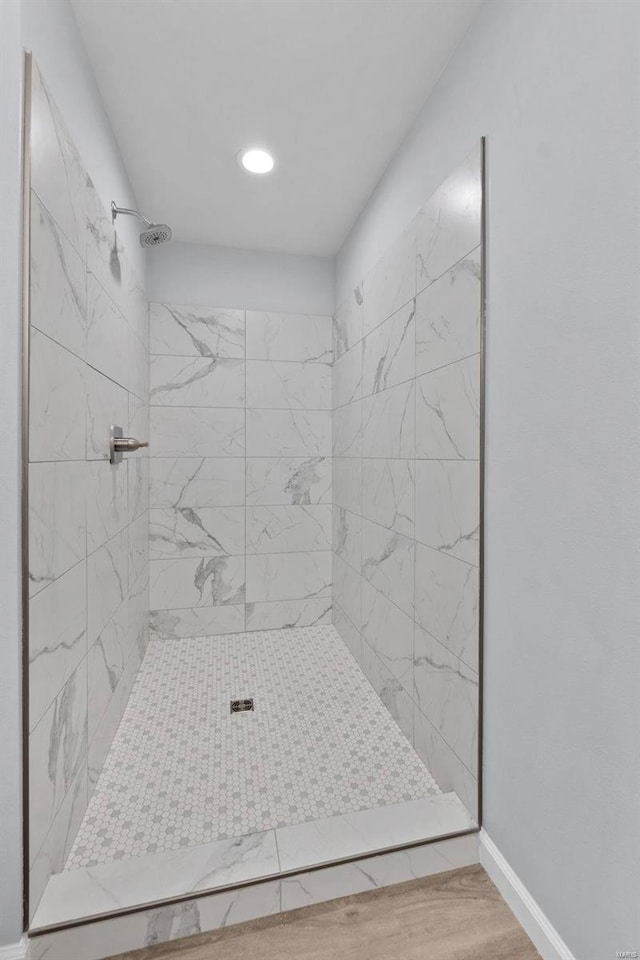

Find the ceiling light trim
[[238, 147, 276, 175]]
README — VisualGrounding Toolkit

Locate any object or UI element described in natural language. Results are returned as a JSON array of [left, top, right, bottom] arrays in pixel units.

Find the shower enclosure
[[24, 55, 484, 958]]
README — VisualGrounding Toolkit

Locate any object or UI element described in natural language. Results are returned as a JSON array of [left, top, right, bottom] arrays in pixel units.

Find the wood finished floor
[[111, 865, 541, 960]]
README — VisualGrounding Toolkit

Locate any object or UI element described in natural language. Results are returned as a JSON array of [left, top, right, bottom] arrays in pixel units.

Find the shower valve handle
[[109, 425, 149, 464], [114, 437, 149, 453]]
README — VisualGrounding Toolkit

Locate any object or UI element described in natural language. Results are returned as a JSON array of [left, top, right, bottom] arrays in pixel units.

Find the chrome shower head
[[111, 202, 172, 247], [139, 223, 172, 247]]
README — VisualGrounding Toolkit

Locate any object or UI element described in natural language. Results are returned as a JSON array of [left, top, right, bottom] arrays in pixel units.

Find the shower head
[[111, 201, 172, 247], [139, 223, 172, 247]]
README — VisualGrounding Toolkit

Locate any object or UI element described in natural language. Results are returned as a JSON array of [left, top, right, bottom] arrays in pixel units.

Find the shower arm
[[111, 201, 153, 228]]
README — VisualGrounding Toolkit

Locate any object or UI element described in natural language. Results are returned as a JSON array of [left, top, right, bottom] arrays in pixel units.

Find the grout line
[[149, 404, 333, 413], [332, 350, 481, 413], [150, 353, 331, 367], [415, 243, 482, 300], [334, 507, 478, 571]]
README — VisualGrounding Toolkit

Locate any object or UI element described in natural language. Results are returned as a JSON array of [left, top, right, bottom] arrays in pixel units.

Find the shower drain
[[230, 698, 254, 713]]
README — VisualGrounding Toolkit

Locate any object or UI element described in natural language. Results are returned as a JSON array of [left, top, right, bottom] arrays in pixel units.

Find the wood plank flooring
[[111, 865, 541, 960]]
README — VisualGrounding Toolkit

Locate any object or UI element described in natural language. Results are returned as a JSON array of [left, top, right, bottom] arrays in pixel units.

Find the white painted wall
[[21, 0, 144, 279], [147, 241, 333, 316], [337, 1, 640, 956], [0, 0, 25, 946]]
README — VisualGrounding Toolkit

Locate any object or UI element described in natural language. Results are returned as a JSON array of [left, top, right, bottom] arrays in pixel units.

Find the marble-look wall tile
[[149, 506, 245, 559], [128, 456, 149, 523], [361, 458, 414, 536], [128, 393, 150, 458], [28, 63, 149, 915], [361, 520, 415, 619], [30, 329, 86, 462], [414, 625, 479, 775], [151, 457, 245, 508], [29, 661, 88, 863], [150, 406, 244, 457], [86, 366, 129, 461], [414, 543, 478, 672], [332, 601, 362, 663], [332, 145, 482, 821], [129, 569, 150, 663], [332, 342, 362, 408], [246, 409, 330, 457], [415, 460, 479, 565], [360, 640, 413, 743], [85, 182, 148, 336], [362, 381, 415, 459], [149, 556, 245, 609], [413, 707, 478, 822], [246, 505, 331, 554], [147, 299, 333, 642], [361, 580, 413, 688], [29, 764, 88, 924], [245, 597, 332, 632], [87, 530, 129, 646], [30, 66, 87, 258], [150, 356, 245, 408], [332, 552, 362, 632], [333, 506, 362, 571], [246, 360, 331, 410], [332, 458, 362, 515], [361, 299, 415, 397], [415, 355, 480, 459], [86, 272, 132, 391], [246, 457, 331, 506], [127, 330, 149, 403], [361, 221, 416, 336], [88, 601, 129, 742], [129, 512, 150, 588], [333, 287, 363, 359], [246, 311, 332, 363], [415, 248, 481, 377], [86, 460, 129, 554], [149, 303, 245, 358], [29, 461, 85, 598], [87, 655, 139, 796], [416, 147, 482, 292], [29, 562, 87, 732], [246, 551, 331, 604], [30, 192, 86, 359], [150, 605, 246, 640], [332, 400, 362, 458]]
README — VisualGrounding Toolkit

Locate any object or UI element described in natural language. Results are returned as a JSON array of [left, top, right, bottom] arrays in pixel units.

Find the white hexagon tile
[[66, 625, 440, 869]]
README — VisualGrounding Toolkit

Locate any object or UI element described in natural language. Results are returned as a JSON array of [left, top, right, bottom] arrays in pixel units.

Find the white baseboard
[[479, 830, 576, 960], [0, 939, 28, 960]]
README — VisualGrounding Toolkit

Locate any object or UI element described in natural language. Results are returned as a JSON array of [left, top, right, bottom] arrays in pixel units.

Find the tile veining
[[331, 144, 483, 821]]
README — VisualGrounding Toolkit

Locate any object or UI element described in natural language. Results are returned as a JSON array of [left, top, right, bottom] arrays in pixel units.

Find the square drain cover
[[230, 698, 254, 713]]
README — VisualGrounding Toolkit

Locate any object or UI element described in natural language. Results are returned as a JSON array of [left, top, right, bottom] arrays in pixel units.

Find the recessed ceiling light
[[239, 148, 275, 174]]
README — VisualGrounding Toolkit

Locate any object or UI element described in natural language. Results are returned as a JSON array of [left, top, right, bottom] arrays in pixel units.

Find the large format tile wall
[[28, 64, 150, 916], [332, 148, 482, 819], [148, 305, 333, 637]]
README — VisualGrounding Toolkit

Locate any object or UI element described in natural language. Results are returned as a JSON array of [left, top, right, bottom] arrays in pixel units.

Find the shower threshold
[[30, 625, 476, 933]]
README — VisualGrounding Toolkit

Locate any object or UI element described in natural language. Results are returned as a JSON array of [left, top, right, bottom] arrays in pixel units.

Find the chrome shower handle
[[114, 437, 149, 453], [109, 425, 149, 464]]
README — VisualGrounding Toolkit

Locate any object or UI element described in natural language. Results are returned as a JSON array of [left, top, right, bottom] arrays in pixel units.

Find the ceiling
[[70, 0, 481, 257]]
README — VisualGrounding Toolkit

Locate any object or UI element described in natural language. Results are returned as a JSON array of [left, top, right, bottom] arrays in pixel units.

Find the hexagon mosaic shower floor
[[66, 625, 440, 870]]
